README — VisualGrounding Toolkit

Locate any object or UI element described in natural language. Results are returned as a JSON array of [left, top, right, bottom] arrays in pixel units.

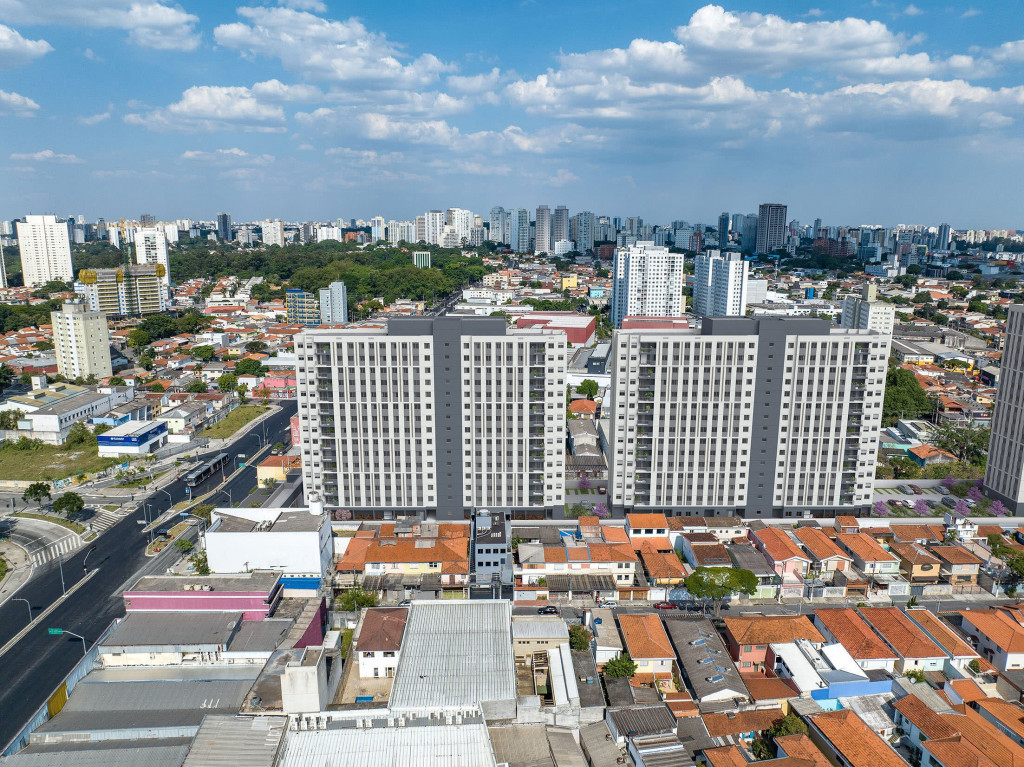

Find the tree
[[190, 345, 216, 362], [149, 382, 165, 392], [872, 500, 890, 517], [882, 367, 933, 426], [593, 501, 609, 518], [566, 502, 590, 519], [244, 340, 268, 354], [889, 456, 920, 479], [969, 659, 981, 673], [904, 669, 927, 683], [22, 482, 50, 505], [0, 408, 24, 430], [953, 499, 971, 517], [174, 538, 194, 553], [93, 423, 112, 436], [235, 358, 267, 377], [52, 491, 84, 517], [913, 499, 931, 516], [185, 379, 207, 393], [577, 379, 599, 399], [930, 423, 989, 467], [65, 421, 96, 448], [190, 550, 211, 575], [579, 476, 591, 491], [912, 291, 934, 304], [338, 588, 378, 611], [261, 478, 278, 489], [0, 363, 15, 392], [191, 503, 215, 524], [684, 567, 758, 616], [217, 373, 238, 393], [752, 715, 808, 760], [108, 376, 126, 386], [127, 329, 151, 351], [568, 624, 592, 651], [236, 383, 249, 403], [603, 653, 638, 679]]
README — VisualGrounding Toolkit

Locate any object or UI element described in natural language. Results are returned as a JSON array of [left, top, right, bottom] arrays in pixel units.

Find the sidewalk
[[0, 539, 32, 605]]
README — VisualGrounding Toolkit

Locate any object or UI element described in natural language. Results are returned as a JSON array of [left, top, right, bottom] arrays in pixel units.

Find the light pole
[[47, 627, 87, 656], [57, 554, 66, 596], [159, 488, 173, 506], [180, 512, 207, 548], [12, 597, 30, 623], [83, 544, 97, 575]]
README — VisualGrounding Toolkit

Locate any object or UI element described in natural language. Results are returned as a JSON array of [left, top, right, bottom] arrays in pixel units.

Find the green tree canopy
[[882, 368, 933, 426], [191, 345, 216, 362], [185, 379, 208, 393], [52, 491, 84, 518], [217, 373, 238, 392], [108, 375, 126, 386], [684, 567, 758, 616], [603, 653, 638, 679], [244, 340, 268, 354], [126, 329, 151, 350], [235, 358, 267, 377], [149, 382, 166, 392], [568, 624, 592, 652], [930, 423, 989, 466], [338, 588, 378, 611], [577, 379, 600, 399], [22, 482, 51, 504]]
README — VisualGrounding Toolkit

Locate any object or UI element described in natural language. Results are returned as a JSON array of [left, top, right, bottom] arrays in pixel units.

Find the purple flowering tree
[[942, 475, 957, 489], [967, 486, 984, 502], [954, 499, 971, 517], [579, 477, 591, 491], [913, 499, 931, 516], [593, 502, 609, 519], [991, 500, 1007, 517], [873, 500, 890, 517]]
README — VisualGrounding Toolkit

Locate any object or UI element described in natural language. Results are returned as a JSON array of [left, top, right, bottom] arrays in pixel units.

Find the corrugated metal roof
[[0, 740, 191, 767], [277, 720, 498, 767], [180, 715, 287, 767], [389, 600, 516, 712]]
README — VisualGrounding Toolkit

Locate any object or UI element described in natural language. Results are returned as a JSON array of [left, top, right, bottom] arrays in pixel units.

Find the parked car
[[537, 605, 558, 615], [925, 499, 940, 509], [909, 484, 923, 494], [936, 486, 951, 496], [941, 495, 958, 508], [600, 600, 618, 608], [398, 599, 412, 607], [652, 602, 677, 610], [965, 498, 978, 508], [888, 499, 902, 508], [898, 485, 914, 494], [902, 499, 915, 508], [597, 487, 607, 494]]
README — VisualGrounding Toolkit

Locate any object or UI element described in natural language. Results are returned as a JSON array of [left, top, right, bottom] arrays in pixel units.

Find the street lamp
[[82, 544, 97, 575], [180, 512, 207, 548], [137, 518, 153, 546], [47, 627, 87, 656], [56, 553, 66, 596], [159, 488, 173, 506], [12, 597, 30, 623]]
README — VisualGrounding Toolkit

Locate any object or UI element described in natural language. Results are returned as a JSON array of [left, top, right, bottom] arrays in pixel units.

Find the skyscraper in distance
[[217, 212, 232, 241], [135, 226, 171, 297], [937, 223, 951, 250], [534, 205, 551, 255], [755, 203, 787, 254], [985, 305, 1024, 514], [552, 205, 570, 246], [610, 241, 686, 327], [693, 249, 748, 317], [718, 212, 730, 246], [16, 215, 74, 287]]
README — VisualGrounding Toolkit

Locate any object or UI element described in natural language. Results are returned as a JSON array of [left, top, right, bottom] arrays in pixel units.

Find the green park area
[[202, 405, 270, 439], [0, 440, 119, 482]]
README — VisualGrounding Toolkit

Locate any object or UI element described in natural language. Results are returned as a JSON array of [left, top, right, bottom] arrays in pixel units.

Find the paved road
[[0, 516, 78, 569], [0, 401, 296, 751]]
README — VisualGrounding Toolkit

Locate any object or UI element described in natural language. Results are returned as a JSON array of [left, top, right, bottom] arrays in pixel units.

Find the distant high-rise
[[755, 203, 787, 254], [285, 288, 321, 326], [534, 205, 551, 255], [936, 223, 951, 251], [217, 212, 232, 241], [813, 218, 822, 239], [140, 214, 156, 226], [0, 243, 7, 289], [510, 209, 530, 254], [740, 215, 759, 253], [134, 227, 171, 297], [51, 298, 112, 379], [611, 241, 686, 327], [572, 211, 595, 253], [840, 283, 895, 336], [370, 216, 385, 242], [76, 265, 166, 317], [319, 281, 349, 324], [718, 212, 730, 246], [446, 208, 473, 244], [412, 251, 431, 269], [693, 249, 748, 317], [17, 214, 73, 287], [985, 306, 1024, 514], [414, 215, 427, 243], [552, 205, 570, 245], [425, 210, 445, 246], [488, 207, 508, 244]]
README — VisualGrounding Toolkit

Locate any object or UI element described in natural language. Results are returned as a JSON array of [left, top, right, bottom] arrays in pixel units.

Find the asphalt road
[[0, 401, 296, 751], [0, 517, 76, 566]]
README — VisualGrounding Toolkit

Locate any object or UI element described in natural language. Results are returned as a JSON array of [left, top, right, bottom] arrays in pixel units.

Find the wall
[[205, 529, 327, 577]]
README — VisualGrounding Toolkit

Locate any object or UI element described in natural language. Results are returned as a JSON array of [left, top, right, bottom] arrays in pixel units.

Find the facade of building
[[295, 317, 567, 520], [51, 299, 113, 380], [755, 203, 787, 254], [840, 284, 895, 336], [693, 250, 748, 317], [985, 306, 1024, 513], [607, 317, 889, 518], [17, 214, 73, 286], [534, 205, 551, 255], [611, 241, 686, 328], [488, 206, 508, 244], [510, 208, 531, 254], [261, 219, 285, 247], [76, 265, 166, 316], [412, 251, 431, 269], [285, 288, 321, 326], [134, 226, 171, 296], [217, 212, 232, 241], [319, 280, 349, 324], [572, 211, 596, 253]]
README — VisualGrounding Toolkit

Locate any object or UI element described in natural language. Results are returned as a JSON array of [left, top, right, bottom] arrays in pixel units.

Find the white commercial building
[[610, 241, 686, 327], [553, 239, 575, 257], [134, 226, 171, 296], [51, 299, 112, 379], [315, 226, 343, 243], [319, 280, 349, 324], [534, 205, 551, 255], [370, 216, 385, 242], [446, 207, 473, 243], [841, 283, 895, 336], [96, 419, 169, 456], [986, 305, 1024, 514], [425, 210, 445, 245], [693, 249, 749, 317], [262, 219, 285, 247], [17, 214, 73, 286], [608, 317, 889, 518], [295, 316, 567, 520]]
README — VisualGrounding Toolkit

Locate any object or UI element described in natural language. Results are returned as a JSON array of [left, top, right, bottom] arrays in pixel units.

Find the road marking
[[29, 536, 79, 567], [0, 569, 99, 661]]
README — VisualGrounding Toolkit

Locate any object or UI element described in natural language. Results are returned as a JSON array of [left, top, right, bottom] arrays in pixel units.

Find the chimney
[[308, 492, 324, 516]]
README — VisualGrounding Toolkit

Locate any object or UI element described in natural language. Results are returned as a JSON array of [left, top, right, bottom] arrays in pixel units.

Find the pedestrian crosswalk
[[30, 534, 79, 567], [83, 507, 123, 535]]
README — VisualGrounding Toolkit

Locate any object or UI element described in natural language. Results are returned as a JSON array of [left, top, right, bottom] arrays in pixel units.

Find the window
[[743, 645, 752, 652]]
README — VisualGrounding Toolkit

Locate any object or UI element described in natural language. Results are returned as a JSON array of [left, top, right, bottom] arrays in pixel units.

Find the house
[[729, 544, 782, 600], [805, 710, 906, 767], [794, 527, 854, 577], [586, 608, 623, 666], [904, 609, 980, 673], [749, 528, 810, 599], [626, 513, 669, 541], [662, 617, 749, 712], [255, 454, 301, 484], [702, 708, 786, 747], [568, 399, 598, 419], [958, 608, 1024, 672], [930, 545, 982, 585], [362, 536, 471, 595], [721, 615, 825, 672], [617, 613, 675, 681], [640, 549, 687, 586], [888, 524, 943, 546], [156, 401, 210, 435], [511, 616, 569, 662], [888, 542, 942, 584], [704, 517, 747, 543], [356, 607, 407, 679], [679, 536, 733, 569], [835, 516, 860, 535], [859, 607, 946, 673], [835, 533, 901, 576], [908, 444, 957, 468], [813, 608, 898, 672]]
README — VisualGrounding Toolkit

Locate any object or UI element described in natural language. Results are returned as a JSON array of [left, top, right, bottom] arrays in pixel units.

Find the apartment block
[[76, 265, 166, 316], [693, 249, 748, 317], [295, 317, 566, 520], [840, 283, 895, 336], [985, 305, 1024, 513], [608, 317, 889, 518], [611, 241, 686, 327], [51, 298, 113, 380], [319, 280, 348, 324], [285, 288, 321, 326], [17, 214, 73, 286], [134, 226, 171, 297]]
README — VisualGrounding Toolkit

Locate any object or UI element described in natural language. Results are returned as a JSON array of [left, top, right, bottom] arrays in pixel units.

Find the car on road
[[898, 485, 914, 494], [600, 600, 617, 608], [909, 484, 923, 494], [652, 602, 677, 610], [537, 605, 558, 615], [398, 599, 412, 607], [936, 486, 951, 496]]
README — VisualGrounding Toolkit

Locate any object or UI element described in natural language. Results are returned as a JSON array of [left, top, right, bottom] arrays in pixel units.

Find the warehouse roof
[[0, 740, 192, 767], [101, 611, 243, 650], [180, 715, 287, 767]]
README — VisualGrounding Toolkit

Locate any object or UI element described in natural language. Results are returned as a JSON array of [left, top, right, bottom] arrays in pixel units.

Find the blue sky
[[1, 0, 1022, 228]]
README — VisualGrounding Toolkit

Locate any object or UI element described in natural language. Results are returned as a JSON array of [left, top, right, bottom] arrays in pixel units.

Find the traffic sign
[[47, 628, 63, 635]]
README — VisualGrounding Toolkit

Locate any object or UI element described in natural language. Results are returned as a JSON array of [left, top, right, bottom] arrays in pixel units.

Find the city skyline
[[1, 1, 1022, 226]]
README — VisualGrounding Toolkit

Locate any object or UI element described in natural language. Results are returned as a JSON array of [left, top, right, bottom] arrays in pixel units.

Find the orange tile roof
[[617, 613, 674, 660], [959, 609, 1024, 654], [740, 674, 798, 701], [890, 525, 943, 544], [543, 546, 568, 563], [837, 533, 899, 563], [601, 526, 630, 544], [704, 746, 750, 767], [889, 542, 942, 566], [836, 516, 859, 530], [691, 543, 732, 566], [774, 734, 830, 767], [976, 698, 1024, 741], [892, 694, 960, 740], [930, 546, 983, 566], [910, 444, 957, 461], [754, 527, 810, 563], [814, 608, 898, 661], [336, 538, 371, 572], [568, 399, 597, 414], [589, 542, 638, 563], [627, 513, 669, 529], [906, 610, 977, 659], [703, 708, 784, 738], [633, 536, 674, 553], [794, 527, 851, 562], [807, 710, 905, 767], [723, 615, 824, 646], [948, 679, 987, 703], [363, 537, 468, 565], [640, 550, 686, 580], [859, 607, 945, 659]]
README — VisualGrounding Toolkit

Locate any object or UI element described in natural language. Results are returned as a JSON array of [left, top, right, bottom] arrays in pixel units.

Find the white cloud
[[77, 110, 111, 125], [902, 4, 925, 16], [125, 81, 305, 132], [0, 89, 39, 116], [278, 0, 326, 10], [0, 1, 200, 51], [180, 147, 275, 164], [0, 24, 52, 69], [250, 79, 322, 102], [10, 149, 83, 163], [213, 6, 453, 87], [961, 8, 981, 18], [804, 8, 824, 17], [548, 168, 580, 187]]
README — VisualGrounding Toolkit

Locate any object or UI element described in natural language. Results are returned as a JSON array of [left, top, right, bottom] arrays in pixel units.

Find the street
[[0, 401, 296, 750]]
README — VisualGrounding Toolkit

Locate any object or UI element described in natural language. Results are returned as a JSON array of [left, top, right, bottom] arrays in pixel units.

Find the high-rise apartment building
[[446, 208, 473, 244], [840, 284, 895, 336], [610, 241, 686, 327], [488, 207, 508, 244], [261, 219, 285, 247], [510, 209, 531, 254], [607, 318, 889, 518], [572, 211, 595, 253], [718, 212, 730, 246], [217, 212, 232, 241], [552, 205, 570, 246], [425, 210, 445, 246], [693, 250, 748, 317], [134, 226, 171, 297], [370, 216, 385, 242], [985, 306, 1024, 514], [285, 288, 321, 326], [936, 223, 951, 251], [0, 243, 8, 289], [319, 281, 349, 325], [415, 215, 427, 243], [16, 215, 73, 286], [755, 203, 787, 254], [412, 251, 431, 269], [316, 226, 343, 243], [51, 299, 113, 380], [295, 317, 567, 520], [76, 265, 166, 316], [534, 205, 551, 255]]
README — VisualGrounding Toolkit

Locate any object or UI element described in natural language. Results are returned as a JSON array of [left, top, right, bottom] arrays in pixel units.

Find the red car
[[652, 602, 677, 610], [909, 484, 923, 494]]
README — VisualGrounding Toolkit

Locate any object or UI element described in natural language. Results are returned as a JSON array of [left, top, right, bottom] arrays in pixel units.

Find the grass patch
[[202, 405, 270, 440], [13, 511, 86, 534], [0, 554, 7, 580], [340, 628, 354, 657], [115, 470, 168, 488], [102, 504, 120, 512], [0, 442, 119, 482]]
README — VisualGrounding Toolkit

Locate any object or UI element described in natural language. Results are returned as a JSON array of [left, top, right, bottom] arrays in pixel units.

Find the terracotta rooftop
[[627, 513, 669, 530], [691, 544, 733, 566], [889, 542, 942, 566], [959, 609, 1024, 653], [704, 745, 749, 767], [890, 525, 943, 544], [948, 678, 987, 703], [859, 607, 945, 659], [617, 613, 674, 660], [976, 698, 1024, 742], [363, 537, 468, 565], [891, 694, 960, 740], [930, 546, 983, 566], [640, 550, 687, 580], [813, 609, 896, 661], [807, 709, 906, 767], [753, 527, 810, 563], [740, 674, 798, 702], [723, 615, 824, 647], [703, 708, 784, 738], [905, 609, 978, 659], [794, 527, 851, 562], [355, 607, 408, 652], [836, 533, 899, 563], [568, 399, 598, 414], [774, 734, 831, 767]]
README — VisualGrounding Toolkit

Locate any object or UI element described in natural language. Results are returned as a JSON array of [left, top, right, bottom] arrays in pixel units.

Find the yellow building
[[560, 274, 578, 290]]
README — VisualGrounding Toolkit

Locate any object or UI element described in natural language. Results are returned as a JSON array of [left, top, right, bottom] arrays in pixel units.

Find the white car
[[600, 600, 617, 608], [902, 499, 915, 508]]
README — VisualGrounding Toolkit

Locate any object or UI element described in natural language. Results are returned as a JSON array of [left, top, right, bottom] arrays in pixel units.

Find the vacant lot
[[0, 443, 119, 482], [202, 405, 270, 439]]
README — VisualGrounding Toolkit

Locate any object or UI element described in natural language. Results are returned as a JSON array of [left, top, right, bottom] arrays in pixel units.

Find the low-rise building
[[511, 616, 569, 662], [958, 607, 1024, 672], [96, 419, 168, 456], [859, 607, 946, 673], [663, 616, 750, 712], [617, 613, 675, 681], [836, 533, 901, 576], [930, 545, 982, 585], [813, 608, 898, 672], [722, 615, 825, 673], [805, 709, 906, 767], [355, 607, 407, 679]]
